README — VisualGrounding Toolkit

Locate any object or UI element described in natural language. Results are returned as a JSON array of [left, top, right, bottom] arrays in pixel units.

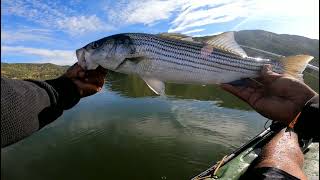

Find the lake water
[[1, 72, 317, 180]]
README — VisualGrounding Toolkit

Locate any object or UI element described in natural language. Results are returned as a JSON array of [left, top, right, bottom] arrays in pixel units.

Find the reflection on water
[[106, 72, 252, 110], [1, 71, 317, 180]]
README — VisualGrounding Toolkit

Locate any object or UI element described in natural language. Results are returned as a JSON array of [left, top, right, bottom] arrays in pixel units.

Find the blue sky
[[1, 0, 319, 65]]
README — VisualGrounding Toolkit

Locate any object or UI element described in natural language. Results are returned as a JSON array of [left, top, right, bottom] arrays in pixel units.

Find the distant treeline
[[1, 63, 69, 80]]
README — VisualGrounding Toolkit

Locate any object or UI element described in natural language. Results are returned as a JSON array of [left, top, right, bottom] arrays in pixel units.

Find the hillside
[[1, 63, 68, 80], [195, 30, 319, 66], [235, 30, 319, 66]]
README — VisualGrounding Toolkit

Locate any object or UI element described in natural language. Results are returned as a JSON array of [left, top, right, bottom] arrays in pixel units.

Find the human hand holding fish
[[221, 64, 318, 125], [63, 63, 107, 97]]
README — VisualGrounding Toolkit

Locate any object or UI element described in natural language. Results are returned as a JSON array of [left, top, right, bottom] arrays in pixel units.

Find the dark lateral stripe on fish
[[136, 34, 248, 60], [151, 58, 224, 73], [133, 40, 261, 69], [149, 41, 262, 68], [155, 37, 241, 58], [135, 42, 261, 73], [134, 39, 264, 67], [145, 44, 260, 73], [150, 39, 265, 68], [131, 41, 263, 74], [140, 36, 234, 57], [152, 38, 264, 66], [149, 49, 258, 74]]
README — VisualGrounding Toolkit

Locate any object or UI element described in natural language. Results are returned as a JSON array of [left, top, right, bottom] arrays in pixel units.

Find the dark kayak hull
[[192, 122, 314, 180]]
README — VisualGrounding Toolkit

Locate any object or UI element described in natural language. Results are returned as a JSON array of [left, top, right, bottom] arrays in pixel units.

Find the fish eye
[[91, 42, 99, 49]]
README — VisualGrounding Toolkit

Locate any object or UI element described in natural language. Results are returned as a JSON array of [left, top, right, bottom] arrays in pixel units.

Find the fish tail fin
[[280, 55, 314, 81]]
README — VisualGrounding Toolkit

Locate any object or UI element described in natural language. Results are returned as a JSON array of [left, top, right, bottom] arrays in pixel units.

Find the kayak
[[192, 122, 316, 180]]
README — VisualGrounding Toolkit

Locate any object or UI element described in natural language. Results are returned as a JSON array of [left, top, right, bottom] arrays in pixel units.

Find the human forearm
[[29, 76, 81, 128], [294, 95, 319, 142], [241, 128, 307, 180], [1, 77, 53, 147], [1, 77, 81, 147], [1, 64, 106, 148]]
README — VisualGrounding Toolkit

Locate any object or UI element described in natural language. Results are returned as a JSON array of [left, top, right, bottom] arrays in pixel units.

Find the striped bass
[[76, 32, 313, 95]]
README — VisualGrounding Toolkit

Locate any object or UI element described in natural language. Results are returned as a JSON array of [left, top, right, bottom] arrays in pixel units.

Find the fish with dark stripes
[[76, 32, 313, 95]]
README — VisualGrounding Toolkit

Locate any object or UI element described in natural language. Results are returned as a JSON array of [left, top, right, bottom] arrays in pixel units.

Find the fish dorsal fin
[[158, 33, 194, 42], [141, 77, 165, 95], [205, 32, 247, 57]]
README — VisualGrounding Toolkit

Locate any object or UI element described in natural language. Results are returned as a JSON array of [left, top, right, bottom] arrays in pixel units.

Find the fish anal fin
[[142, 77, 165, 95], [205, 32, 247, 57]]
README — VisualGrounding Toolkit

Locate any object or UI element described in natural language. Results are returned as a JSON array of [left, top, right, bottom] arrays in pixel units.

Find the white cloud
[[2, 0, 318, 40], [183, 28, 205, 35], [106, 0, 319, 39], [169, 0, 251, 33], [1, 28, 56, 44], [2, 46, 76, 65], [2, 0, 67, 25], [57, 15, 111, 35], [106, 0, 186, 25], [2, 0, 106, 35], [106, 0, 252, 34]]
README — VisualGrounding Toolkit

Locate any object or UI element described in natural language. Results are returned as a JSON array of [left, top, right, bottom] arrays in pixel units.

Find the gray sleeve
[[1, 77, 55, 147], [1, 76, 81, 148]]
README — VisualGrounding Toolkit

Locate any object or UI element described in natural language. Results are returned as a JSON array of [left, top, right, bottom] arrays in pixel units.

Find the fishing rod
[[239, 45, 319, 72]]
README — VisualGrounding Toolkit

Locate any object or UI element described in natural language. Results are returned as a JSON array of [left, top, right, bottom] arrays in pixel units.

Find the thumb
[[260, 64, 282, 84]]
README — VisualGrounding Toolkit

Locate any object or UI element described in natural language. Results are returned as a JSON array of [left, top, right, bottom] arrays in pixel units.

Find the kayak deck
[[303, 143, 319, 180], [192, 123, 319, 180]]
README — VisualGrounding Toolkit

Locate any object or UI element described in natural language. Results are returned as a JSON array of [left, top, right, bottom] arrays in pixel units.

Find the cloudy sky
[[1, 0, 319, 65]]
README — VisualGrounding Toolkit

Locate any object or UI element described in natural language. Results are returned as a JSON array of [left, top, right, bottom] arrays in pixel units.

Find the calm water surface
[[2, 72, 298, 180]]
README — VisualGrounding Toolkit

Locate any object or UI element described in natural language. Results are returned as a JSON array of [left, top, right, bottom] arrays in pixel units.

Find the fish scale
[[76, 32, 313, 95], [129, 34, 270, 75]]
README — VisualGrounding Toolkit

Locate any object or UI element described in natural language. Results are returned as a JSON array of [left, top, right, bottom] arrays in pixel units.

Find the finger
[[260, 64, 282, 84], [248, 90, 263, 107], [247, 78, 264, 89], [74, 80, 101, 97], [220, 83, 239, 93], [74, 80, 99, 89], [65, 63, 85, 78], [238, 87, 256, 101], [262, 64, 282, 77], [221, 84, 249, 101], [78, 71, 85, 78], [72, 63, 84, 72], [82, 71, 106, 86], [83, 75, 104, 86], [227, 79, 251, 87], [96, 65, 108, 75]]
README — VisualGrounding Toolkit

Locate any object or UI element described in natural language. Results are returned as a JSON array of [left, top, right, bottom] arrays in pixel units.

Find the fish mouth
[[76, 48, 87, 69]]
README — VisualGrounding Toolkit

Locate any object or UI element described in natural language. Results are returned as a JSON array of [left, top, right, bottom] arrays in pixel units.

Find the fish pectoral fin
[[115, 57, 145, 70], [204, 31, 247, 58], [142, 77, 165, 95], [124, 57, 145, 64]]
